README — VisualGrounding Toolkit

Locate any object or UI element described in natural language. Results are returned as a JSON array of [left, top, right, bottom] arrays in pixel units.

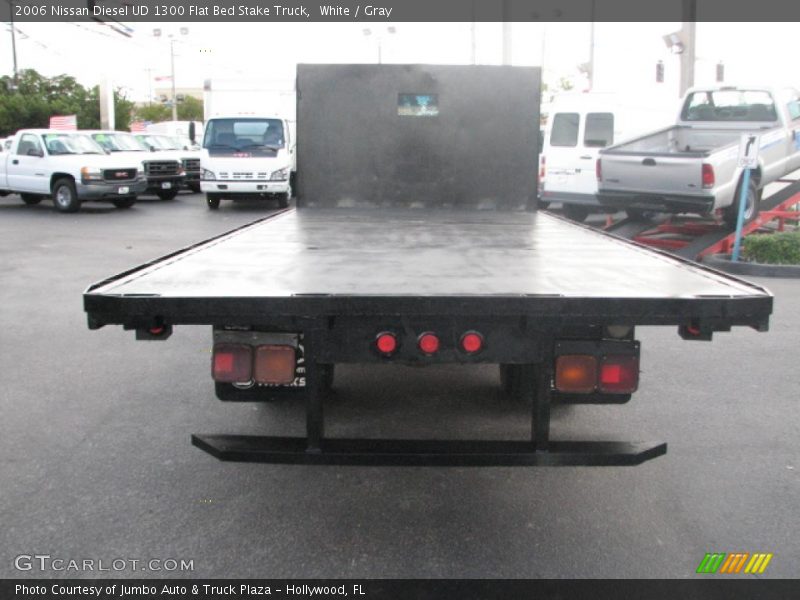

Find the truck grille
[[217, 171, 269, 180], [182, 158, 200, 173], [103, 169, 137, 181], [144, 161, 180, 176]]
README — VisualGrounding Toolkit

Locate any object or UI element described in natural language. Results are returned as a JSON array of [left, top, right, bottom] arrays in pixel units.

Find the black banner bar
[[4, 0, 800, 23], [1, 579, 798, 600]]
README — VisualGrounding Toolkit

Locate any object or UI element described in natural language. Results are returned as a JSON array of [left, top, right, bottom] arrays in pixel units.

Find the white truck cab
[[200, 115, 295, 210]]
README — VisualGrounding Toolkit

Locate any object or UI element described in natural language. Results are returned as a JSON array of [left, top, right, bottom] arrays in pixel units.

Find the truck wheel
[[52, 178, 80, 213], [625, 208, 655, 222], [112, 197, 136, 209], [156, 188, 179, 201], [206, 194, 221, 210], [277, 192, 290, 209], [21, 193, 42, 205], [562, 204, 589, 222], [723, 180, 759, 230], [537, 199, 551, 210]]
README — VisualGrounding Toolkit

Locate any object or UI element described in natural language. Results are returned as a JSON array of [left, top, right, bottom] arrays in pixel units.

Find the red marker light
[[460, 331, 484, 354], [375, 332, 398, 355], [418, 332, 440, 355], [212, 343, 252, 383], [599, 355, 639, 394]]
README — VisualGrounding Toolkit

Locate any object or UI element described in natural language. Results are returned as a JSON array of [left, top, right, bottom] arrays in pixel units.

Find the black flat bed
[[84, 208, 772, 330]]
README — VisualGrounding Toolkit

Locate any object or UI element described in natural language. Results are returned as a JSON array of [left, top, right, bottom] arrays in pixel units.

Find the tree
[[133, 103, 171, 123], [177, 95, 204, 121], [133, 95, 204, 124], [0, 69, 135, 135]]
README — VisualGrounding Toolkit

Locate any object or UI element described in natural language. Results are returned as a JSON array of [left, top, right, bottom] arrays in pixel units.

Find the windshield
[[43, 133, 105, 155], [203, 118, 285, 152], [92, 133, 146, 152], [135, 134, 172, 150], [681, 90, 778, 122], [169, 136, 197, 150]]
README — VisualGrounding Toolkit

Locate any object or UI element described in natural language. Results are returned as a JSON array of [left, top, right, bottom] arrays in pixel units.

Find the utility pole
[[501, 0, 511, 65], [588, 0, 596, 90], [679, 0, 697, 96], [170, 38, 177, 121], [144, 68, 154, 106], [9, 0, 19, 88]]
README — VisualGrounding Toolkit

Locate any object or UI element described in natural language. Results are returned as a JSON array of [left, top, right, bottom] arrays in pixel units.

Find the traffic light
[[656, 60, 665, 83]]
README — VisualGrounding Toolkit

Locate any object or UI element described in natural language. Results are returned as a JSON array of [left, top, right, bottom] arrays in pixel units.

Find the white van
[[540, 93, 675, 221]]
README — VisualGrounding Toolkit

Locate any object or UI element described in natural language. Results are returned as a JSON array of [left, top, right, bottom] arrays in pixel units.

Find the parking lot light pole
[[363, 26, 396, 64], [153, 27, 188, 121]]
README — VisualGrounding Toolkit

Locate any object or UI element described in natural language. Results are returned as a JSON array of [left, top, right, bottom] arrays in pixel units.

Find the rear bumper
[[541, 191, 600, 207], [597, 189, 715, 214], [192, 435, 667, 466], [77, 179, 147, 200], [201, 180, 290, 195]]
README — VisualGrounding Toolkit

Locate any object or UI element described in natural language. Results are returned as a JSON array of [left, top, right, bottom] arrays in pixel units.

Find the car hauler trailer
[[83, 65, 772, 467]]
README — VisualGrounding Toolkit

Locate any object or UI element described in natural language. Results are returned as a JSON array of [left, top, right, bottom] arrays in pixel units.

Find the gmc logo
[[115, 172, 129, 179]]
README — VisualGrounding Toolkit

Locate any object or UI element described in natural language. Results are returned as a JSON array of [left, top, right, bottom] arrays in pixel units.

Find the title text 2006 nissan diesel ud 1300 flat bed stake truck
[[83, 65, 773, 467]]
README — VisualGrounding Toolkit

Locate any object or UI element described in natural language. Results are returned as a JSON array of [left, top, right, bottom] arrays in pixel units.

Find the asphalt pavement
[[0, 192, 797, 578]]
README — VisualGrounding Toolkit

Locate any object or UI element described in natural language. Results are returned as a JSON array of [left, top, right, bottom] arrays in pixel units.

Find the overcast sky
[[1, 21, 797, 106]]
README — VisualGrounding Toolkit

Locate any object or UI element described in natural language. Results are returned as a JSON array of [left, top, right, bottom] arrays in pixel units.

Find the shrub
[[742, 231, 800, 265]]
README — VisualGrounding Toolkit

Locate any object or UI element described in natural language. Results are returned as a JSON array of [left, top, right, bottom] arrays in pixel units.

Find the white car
[[0, 129, 146, 212]]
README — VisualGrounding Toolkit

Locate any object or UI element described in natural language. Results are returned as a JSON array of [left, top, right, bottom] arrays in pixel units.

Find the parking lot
[[0, 191, 798, 578]]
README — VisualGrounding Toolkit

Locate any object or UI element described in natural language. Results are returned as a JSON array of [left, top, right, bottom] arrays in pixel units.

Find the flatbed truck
[[83, 65, 773, 467]]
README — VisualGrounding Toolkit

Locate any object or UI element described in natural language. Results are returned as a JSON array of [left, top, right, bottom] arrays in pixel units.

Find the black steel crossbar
[[191, 435, 667, 467]]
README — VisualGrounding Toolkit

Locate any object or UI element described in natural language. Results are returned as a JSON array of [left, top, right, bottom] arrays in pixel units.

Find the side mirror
[[150, 146, 157, 152], [188, 121, 196, 143], [27, 148, 43, 157]]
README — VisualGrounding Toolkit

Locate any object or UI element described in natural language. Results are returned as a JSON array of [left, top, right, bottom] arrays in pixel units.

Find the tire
[[562, 203, 589, 222], [52, 178, 80, 213], [156, 188, 179, 201], [277, 193, 290, 209], [537, 199, 551, 210], [723, 179, 759, 230], [625, 208, 655, 222], [20, 193, 42, 205], [188, 182, 202, 193], [206, 194, 221, 210], [112, 196, 136, 209]]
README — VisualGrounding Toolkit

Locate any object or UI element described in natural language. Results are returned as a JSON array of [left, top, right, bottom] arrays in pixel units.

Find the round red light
[[418, 332, 440, 355], [375, 332, 397, 355], [149, 325, 165, 335], [460, 332, 483, 354]]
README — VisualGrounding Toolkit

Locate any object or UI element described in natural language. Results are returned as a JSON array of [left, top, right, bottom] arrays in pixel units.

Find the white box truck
[[200, 78, 296, 210]]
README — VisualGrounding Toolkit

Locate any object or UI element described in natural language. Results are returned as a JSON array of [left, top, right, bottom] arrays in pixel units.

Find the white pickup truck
[[0, 129, 147, 212], [200, 115, 295, 210], [597, 86, 800, 227]]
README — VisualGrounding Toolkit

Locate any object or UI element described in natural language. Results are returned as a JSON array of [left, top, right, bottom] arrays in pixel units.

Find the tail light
[[555, 355, 597, 393], [596, 158, 602, 181], [254, 345, 296, 384], [702, 163, 715, 188], [375, 332, 398, 356], [460, 331, 484, 354], [212, 343, 252, 383], [418, 332, 440, 355], [539, 155, 546, 183], [599, 355, 639, 393]]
